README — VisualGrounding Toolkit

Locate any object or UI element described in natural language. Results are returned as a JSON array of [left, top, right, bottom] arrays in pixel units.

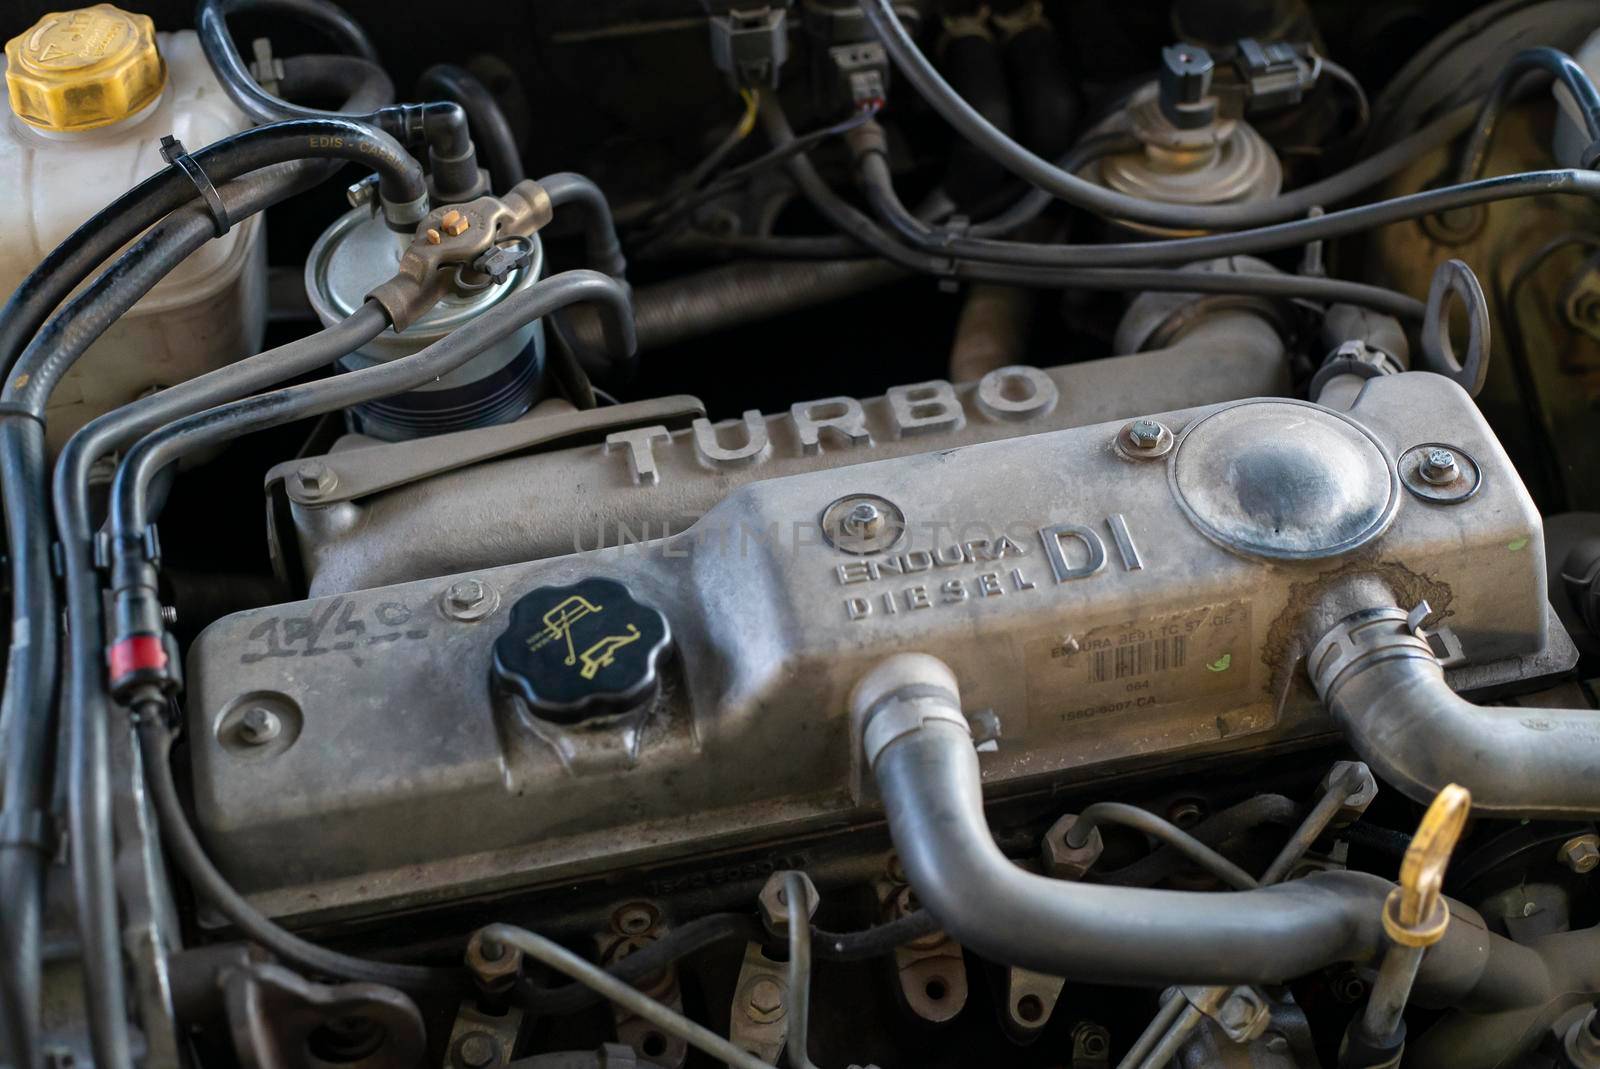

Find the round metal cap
[[1168, 399, 1398, 560], [493, 577, 671, 724]]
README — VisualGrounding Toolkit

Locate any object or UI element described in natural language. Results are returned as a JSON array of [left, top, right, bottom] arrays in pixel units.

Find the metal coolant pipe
[[1303, 576, 1600, 819]]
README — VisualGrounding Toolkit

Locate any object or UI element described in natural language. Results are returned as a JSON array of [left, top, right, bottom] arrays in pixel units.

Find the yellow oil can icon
[[537, 594, 644, 679]]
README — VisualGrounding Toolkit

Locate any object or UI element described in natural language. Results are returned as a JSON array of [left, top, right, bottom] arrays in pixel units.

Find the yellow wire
[[735, 88, 760, 140]]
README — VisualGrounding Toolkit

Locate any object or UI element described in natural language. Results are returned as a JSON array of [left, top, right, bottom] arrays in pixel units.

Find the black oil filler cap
[[492, 577, 671, 723]]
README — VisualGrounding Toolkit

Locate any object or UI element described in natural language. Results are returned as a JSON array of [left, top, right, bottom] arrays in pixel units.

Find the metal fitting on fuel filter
[[306, 179, 554, 440]]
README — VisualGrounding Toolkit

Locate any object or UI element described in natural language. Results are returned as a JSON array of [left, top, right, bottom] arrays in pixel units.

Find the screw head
[[346, 179, 375, 208], [1559, 834, 1600, 874], [456, 1032, 498, 1069], [238, 706, 281, 745], [1220, 993, 1254, 1030], [1118, 418, 1173, 460], [843, 502, 883, 538], [440, 209, 470, 236], [294, 461, 336, 498], [448, 579, 486, 610], [1420, 448, 1459, 485]]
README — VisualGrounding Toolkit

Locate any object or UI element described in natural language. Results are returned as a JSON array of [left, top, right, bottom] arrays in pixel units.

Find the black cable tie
[[160, 135, 230, 238], [0, 401, 44, 426], [0, 810, 55, 856]]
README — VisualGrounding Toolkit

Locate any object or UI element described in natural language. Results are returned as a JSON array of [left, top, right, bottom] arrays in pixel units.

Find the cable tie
[[0, 402, 44, 426], [0, 810, 55, 856], [160, 135, 231, 238]]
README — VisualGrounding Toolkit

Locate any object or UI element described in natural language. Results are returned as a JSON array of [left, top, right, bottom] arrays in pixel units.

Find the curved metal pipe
[[1304, 582, 1600, 819]]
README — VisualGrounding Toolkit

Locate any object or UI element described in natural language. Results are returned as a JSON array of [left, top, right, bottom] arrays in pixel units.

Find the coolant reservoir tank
[[0, 4, 265, 449]]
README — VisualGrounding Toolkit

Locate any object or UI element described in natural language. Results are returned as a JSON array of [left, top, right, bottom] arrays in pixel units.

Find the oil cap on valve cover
[[492, 577, 672, 724]]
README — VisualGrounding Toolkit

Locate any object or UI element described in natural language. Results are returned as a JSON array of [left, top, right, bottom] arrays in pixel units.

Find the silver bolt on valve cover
[[1168, 399, 1399, 560], [1115, 417, 1174, 460], [1399, 442, 1482, 504], [821, 494, 906, 555]]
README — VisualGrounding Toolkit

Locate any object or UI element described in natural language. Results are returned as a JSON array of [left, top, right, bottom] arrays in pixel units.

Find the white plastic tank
[[0, 4, 266, 450]]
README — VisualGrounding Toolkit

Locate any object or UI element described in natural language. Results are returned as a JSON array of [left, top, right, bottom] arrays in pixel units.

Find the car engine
[[4, 1, 1600, 1067]]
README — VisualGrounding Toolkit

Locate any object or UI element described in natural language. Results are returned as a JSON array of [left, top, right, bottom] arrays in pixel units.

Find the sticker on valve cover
[[1026, 601, 1252, 724]]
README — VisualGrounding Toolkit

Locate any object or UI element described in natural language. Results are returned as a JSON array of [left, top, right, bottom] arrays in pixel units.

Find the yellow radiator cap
[[5, 4, 166, 132]]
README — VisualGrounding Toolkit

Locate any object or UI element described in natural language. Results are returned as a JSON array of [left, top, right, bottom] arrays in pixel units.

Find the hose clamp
[[160, 135, 230, 238], [1306, 607, 1438, 703], [860, 684, 970, 767]]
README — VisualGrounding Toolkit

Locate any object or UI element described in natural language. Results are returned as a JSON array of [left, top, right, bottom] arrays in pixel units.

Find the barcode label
[[1088, 636, 1187, 684]]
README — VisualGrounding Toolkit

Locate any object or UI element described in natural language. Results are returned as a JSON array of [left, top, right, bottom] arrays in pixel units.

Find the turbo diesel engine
[[5, 3, 1600, 1069]]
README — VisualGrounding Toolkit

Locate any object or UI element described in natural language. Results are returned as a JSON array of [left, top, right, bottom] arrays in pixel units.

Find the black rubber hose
[[195, 0, 481, 198], [1454, 46, 1600, 180], [136, 716, 463, 991], [542, 173, 627, 282], [278, 52, 395, 112], [516, 913, 761, 1016], [859, 0, 1541, 232], [996, 6, 1080, 160], [2, 159, 347, 1069], [848, 119, 1600, 272], [0, 115, 403, 1069], [937, 24, 1015, 210], [760, 100, 1427, 318], [875, 722, 1393, 985], [59, 307, 390, 1069], [812, 910, 942, 961], [0, 419, 53, 1069], [1091, 794, 1301, 887], [108, 271, 634, 550], [418, 64, 524, 192], [0, 116, 420, 385]]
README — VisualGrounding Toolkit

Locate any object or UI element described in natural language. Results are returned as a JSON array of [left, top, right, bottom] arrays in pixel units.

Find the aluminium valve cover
[[186, 372, 1567, 923]]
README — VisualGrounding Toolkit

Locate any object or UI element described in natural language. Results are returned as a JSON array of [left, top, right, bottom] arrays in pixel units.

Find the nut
[[742, 975, 787, 1022], [440, 209, 470, 236], [238, 707, 281, 746], [1558, 834, 1600, 874], [1041, 813, 1104, 880], [758, 870, 818, 934], [465, 929, 523, 989], [1320, 760, 1379, 827], [1212, 987, 1270, 1043]]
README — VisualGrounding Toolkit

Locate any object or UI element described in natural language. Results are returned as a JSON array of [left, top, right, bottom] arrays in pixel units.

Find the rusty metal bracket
[[220, 962, 425, 1069], [876, 855, 968, 1024], [269, 395, 705, 506]]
